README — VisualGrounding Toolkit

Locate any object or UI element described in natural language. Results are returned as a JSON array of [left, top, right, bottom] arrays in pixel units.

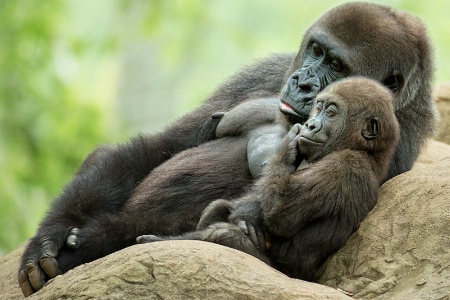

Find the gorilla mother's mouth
[[279, 101, 301, 117]]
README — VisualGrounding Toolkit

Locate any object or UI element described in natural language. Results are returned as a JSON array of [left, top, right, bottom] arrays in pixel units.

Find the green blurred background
[[1, 0, 449, 255]]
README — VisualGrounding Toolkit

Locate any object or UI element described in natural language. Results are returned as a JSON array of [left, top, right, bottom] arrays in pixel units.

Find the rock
[[434, 81, 450, 144], [2, 141, 448, 299], [319, 158, 450, 299], [2, 241, 350, 300], [414, 139, 450, 168], [0, 247, 24, 299]]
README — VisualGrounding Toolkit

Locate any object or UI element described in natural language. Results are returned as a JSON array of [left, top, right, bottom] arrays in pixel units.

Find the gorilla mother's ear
[[362, 118, 379, 140]]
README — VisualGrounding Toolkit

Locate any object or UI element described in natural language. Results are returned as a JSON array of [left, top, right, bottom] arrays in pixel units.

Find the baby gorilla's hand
[[280, 123, 302, 172], [236, 220, 271, 250]]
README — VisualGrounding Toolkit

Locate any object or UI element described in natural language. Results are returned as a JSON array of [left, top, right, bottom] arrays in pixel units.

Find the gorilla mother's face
[[279, 38, 349, 124], [278, 3, 413, 125]]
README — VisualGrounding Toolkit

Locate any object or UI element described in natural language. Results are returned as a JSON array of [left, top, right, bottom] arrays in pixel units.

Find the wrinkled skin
[[19, 2, 436, 296]]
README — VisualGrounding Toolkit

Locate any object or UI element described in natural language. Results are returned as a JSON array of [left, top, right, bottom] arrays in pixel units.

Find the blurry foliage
[[0, 1, 111, 254], [0, 0, 449, 255]]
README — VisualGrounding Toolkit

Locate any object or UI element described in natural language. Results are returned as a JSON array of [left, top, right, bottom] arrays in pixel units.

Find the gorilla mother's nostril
[[298, 82, 312, 93]]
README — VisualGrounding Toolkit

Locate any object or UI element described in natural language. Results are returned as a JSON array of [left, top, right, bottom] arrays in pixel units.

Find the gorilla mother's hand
[[18, 227, 80, 296]]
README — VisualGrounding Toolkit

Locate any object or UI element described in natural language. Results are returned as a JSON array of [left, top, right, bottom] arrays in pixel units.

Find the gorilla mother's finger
[[40, 236, 59, 258], [211, 112, 226, 119], [18, 269, 35, 297], [39, 257, 62, 278], [136, 234, 164, 244], [39, 236, 61, 278], [66, 227, 80, 249], [26, 259, 46, 291]]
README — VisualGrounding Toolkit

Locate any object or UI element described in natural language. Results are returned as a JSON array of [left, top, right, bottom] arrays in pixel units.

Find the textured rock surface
[[414, 139, 450, 168], [3, 242, 350, 300], [1, 141, 448, 299], [0, 247, 23, 299], [434, 81, 450, 144], [319, 158, 450, 299]]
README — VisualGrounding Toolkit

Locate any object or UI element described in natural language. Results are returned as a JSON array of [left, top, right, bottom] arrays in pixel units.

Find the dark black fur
[[49, 99, 286, 273], [19, 2, 436, 296], [138, 77, 400, 281]]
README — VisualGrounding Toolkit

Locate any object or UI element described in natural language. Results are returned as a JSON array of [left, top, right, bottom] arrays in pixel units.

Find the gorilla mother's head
[[280, 2, 434, 124], [278, 2, 436, 180]]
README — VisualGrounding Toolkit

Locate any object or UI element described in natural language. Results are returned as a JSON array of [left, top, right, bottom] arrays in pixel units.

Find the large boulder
[[1, 141, 448, 300], [0, 247, 23, 299], [414, 139, 450, 168], [3, 241, 350, 300], [319, 157, 450, 299], [434, 81, 450, 144]]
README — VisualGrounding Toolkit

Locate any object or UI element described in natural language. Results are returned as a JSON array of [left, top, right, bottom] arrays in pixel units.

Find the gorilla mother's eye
[[311, 42, 323, 57], [331, 60, 344, 72]]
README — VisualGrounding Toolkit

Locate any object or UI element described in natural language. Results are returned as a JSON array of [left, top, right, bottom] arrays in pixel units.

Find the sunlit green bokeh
[[0, 0, 449, 255]]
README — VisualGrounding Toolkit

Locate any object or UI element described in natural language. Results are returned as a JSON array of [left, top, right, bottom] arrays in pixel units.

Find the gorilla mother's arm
[[18, 104, 218, 296], [18, 54, 293, 297]]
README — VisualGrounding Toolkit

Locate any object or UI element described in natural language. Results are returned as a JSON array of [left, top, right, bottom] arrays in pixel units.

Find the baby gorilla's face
[[298, 97, 344, 162]]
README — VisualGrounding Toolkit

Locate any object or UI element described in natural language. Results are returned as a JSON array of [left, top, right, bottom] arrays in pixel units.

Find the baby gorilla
[[138, 77, 400, 281]]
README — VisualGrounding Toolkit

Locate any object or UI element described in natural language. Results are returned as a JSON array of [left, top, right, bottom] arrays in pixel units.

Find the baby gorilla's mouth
[[299, 136, 324, 145]]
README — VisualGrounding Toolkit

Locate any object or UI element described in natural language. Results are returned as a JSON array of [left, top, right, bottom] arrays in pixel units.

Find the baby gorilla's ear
[[362, 118, 379, 140]]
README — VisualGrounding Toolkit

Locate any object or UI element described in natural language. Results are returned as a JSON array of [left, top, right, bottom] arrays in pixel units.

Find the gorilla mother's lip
[[299, 136, 323, 145], [279, 101, 301, 116]]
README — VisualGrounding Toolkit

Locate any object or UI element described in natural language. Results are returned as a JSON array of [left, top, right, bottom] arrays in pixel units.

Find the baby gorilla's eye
[[316, 102, 323, 114], [326, 110, 336, 117]]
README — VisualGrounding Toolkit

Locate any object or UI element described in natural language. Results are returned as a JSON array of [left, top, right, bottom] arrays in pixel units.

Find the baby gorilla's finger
[[247, 224, 266, 250], [237, 220, 249, 234], [288, 123, 302, 138], [264, 231, 272, 250]]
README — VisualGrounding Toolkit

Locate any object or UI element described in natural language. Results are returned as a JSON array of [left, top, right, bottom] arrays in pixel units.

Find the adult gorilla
[[19, 2, 436, 296]]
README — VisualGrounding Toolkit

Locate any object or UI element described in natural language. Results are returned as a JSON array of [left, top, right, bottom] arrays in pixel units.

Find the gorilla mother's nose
[[291, 70, 319, 94]]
